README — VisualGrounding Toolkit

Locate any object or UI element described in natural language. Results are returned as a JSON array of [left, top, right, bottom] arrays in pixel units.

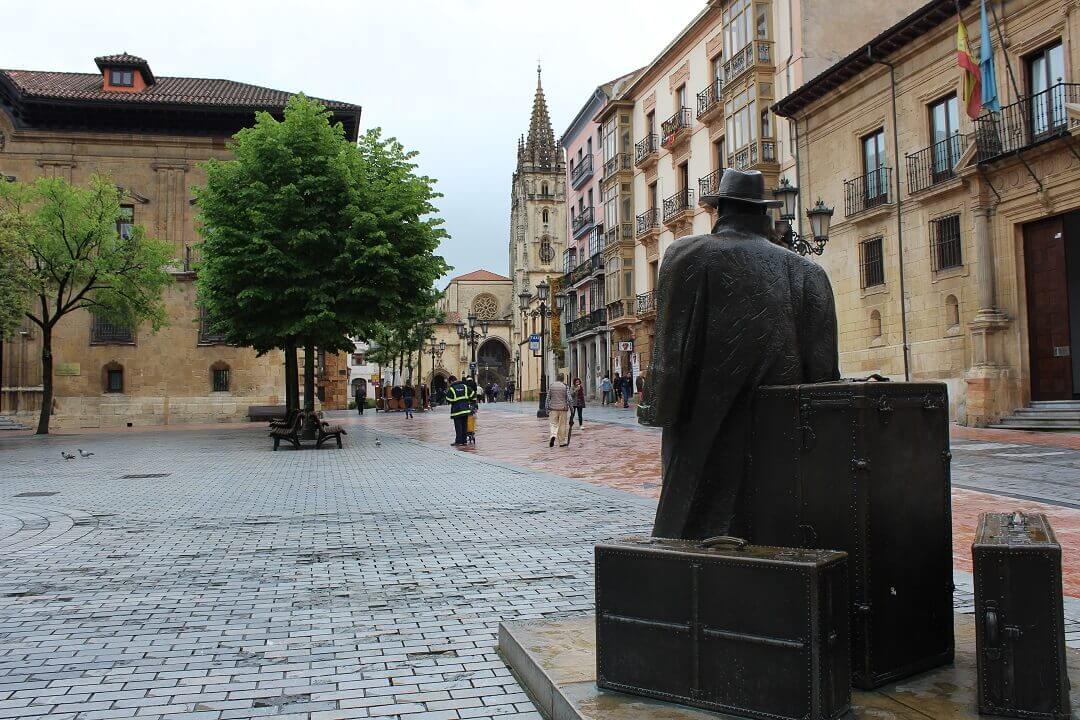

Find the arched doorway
[[430, 371, 449, 404], [476, 339, 510, 391]]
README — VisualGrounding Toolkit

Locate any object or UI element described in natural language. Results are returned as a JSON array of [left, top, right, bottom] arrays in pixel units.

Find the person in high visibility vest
[[446, 375, 475, 446]]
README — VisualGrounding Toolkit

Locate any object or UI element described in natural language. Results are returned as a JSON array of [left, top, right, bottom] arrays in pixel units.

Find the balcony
[[663, 189, 694, 225], [635, 134, 660, 167], [570, 259, 592, 287], [605, 221, 634, 249], [590, 252, 604, 277], [722, 39, 773, 86], [198, 312, 228, 345], [696, 79, 724, 122], [974, 82, 1079, 163], [698, 169, 722, 204], [636, 290, 658, 318], [661, 108, 692, 149], [603, 152, 632, 181], [906, 134, 964, 194], [570, 154, 594, 189], [636, 208, 661, 238], [844, 167, 893, 217], [727, 139, 777, 171], [567, 308, 608, 338], [606, 298, 636, 324], [571, 206, 595, 237]]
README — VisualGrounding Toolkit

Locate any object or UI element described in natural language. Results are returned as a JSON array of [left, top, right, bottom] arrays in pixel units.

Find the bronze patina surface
[[499, 614, 1080, 720]]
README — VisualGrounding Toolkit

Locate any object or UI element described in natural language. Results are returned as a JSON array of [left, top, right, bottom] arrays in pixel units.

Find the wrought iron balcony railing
[[570, 154, 594, 187], [844, 167, 892, 217], [697, 79, 723, 120], [636, 208, 661, 237], [635, 134, 660, 165], [566, 308, 608, 337], [607, 298, 635, 322], [723, 40, 773, 85], [198, 315, 228, 345], [906, 134, 964, 194], [974, 82, 1079, 163], [590, 252, 604, 275], [605, 222, 634, 249], [636, 290, 658, 317], [571, 206, 594, 235], [663, 189, 694, 223], [698, 169, 722, 201], [661, 108, 692, 148], [603, 152, 632, 179], [570, 259, 592, 286]]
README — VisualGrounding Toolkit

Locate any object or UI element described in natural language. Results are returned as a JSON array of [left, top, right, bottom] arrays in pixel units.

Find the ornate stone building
[[509, 68, 567, 399], [0, 53, 361, 427], [774, 0, 1080, 428]]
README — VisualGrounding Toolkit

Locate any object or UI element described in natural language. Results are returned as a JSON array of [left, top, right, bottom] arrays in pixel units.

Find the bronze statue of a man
[[640, 170, 839, 540]]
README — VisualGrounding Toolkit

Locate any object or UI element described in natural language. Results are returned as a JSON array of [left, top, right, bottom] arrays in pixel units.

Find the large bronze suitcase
[[746, 380, 954, 689], [595, 536, 850, 720], [974, 512, 1071, 719]]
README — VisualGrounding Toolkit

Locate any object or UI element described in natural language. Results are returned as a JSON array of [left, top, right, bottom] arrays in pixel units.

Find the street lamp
[[457, 312, 487, 376], [518, 280, 563, 418], [771, 177, 834, 256]]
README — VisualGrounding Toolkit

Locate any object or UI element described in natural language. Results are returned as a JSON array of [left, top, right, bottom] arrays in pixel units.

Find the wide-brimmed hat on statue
[[700, 169, 781, 209]]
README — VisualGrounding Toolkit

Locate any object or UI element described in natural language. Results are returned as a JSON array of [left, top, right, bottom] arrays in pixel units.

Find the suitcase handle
[[852, 373, 890, 382], [700, 536, 748, 549], [985, 607, 1000, 649]]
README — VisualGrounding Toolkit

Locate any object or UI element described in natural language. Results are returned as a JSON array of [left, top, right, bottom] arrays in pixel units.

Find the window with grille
[[212, 367, 230, 392], [117, 205, 134, 239], [931, 214, 962, 270], [198, 308, 227, 345], [106, 367, 124, 393], [91, 314, 134, 344], [859, 237, 885, 288]]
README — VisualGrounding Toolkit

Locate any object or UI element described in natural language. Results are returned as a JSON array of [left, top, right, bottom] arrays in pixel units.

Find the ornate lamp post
[[427, 338, 447, 369], [513, 349, 521, 402], [456, 312, 488, 377], [772, 177, 834, 256], [518, 280, 564, 418]]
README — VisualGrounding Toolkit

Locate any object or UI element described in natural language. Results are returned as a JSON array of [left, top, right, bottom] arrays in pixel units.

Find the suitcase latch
[[922, 393, 942, 410], [876, 395, 893, 420]]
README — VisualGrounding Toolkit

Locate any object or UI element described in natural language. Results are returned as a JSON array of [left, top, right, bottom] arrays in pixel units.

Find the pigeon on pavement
[[61, 452, 76, 460], [78, 449, 94, 458], [375, 438, 382, 447]]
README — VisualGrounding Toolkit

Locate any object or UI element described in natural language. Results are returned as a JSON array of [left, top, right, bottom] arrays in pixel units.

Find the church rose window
[[472, 294, 499, 320]]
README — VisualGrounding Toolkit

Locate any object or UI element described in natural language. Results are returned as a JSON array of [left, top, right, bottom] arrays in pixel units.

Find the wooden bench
[[314, 417, 347, 449], [270, 412, 304, 451], [269, 408, 300, 430]]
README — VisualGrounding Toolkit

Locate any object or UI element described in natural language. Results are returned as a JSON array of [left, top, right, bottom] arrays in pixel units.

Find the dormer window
[[109, 69, 134, 87]]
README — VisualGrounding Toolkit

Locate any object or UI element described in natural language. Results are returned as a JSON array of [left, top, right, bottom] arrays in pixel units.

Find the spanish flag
[[957, 17, 982, 119]]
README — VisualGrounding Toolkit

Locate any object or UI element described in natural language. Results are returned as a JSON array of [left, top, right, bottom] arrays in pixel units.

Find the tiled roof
[[451, 269, 512, 283], [0, 69, 359, 111], [94, 53, 155, 84]]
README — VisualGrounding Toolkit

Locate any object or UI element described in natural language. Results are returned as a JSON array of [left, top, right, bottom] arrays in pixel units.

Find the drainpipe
[[869, 47, 911, 381], [793, 116, 804, 238]]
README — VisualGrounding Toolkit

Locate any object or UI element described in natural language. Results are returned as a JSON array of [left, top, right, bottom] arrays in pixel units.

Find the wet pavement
[[342, 402, 1080, 597]]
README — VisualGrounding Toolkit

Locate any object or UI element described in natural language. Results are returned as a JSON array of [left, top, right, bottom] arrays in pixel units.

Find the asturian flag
[[980, 0, 1001, 112], [957, 16, 982, 119]]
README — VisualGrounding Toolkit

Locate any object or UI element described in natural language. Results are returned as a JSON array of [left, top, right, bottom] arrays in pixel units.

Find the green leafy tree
[[195, 96, 448, 413], [0, 222, 29, 339], [0, 176, 173, 434]]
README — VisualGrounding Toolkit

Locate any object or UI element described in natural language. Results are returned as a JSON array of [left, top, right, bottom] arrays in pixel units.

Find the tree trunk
[[284, 340, 298, 413], [36, 324, 53, 435], [303, 342, 315, 411]]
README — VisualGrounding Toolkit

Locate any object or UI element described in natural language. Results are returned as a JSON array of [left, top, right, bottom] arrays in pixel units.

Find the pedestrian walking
[[446, 375, 474, 446], [490, 382, 500, 404], [402, 384, 415, 419], [354, 382, 366, 415], [600, 374, 613, 406], [570, 378, 585, 428], [546, 373, 572, 447], [505, 382, 514, 402], [621, 374, 632, 408]]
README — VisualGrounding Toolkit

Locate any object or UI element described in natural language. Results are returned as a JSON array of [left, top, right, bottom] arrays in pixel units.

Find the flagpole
[[989, 0, 1021, 101]]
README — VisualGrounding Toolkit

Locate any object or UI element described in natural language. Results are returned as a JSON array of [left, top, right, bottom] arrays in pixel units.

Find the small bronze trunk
[[974, 512, 1071, 719], [595, 536, 850, 720]]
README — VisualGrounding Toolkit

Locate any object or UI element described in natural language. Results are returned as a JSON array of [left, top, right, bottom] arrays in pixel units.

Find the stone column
[[965, 201, 1014, 426]]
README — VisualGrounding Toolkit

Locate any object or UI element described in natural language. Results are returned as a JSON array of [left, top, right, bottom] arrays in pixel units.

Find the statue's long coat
[[645, 213, 839, 540]]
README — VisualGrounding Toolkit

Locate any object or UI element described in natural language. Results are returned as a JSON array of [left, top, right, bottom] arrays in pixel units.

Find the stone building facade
[[559, 72, 637, 399], [509, 68, 567, 400], [773, 0, 1079, 425], [603, 0, 918, 383], [0, 53, 361, 427]]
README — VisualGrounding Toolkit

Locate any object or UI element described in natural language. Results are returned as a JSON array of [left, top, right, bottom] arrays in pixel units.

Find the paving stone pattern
[[0, 427, 654, 719]]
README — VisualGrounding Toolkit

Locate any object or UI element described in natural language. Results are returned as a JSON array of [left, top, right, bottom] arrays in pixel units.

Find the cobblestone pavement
[[0, 425, 654, 720], [1, 405, 1079, 720]]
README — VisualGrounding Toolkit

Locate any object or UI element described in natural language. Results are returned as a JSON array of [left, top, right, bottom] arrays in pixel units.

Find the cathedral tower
[[509, 66, 566, 341]]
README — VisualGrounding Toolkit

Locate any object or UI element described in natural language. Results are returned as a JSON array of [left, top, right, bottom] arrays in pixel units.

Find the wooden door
[[1024, 216, 1073, 399]]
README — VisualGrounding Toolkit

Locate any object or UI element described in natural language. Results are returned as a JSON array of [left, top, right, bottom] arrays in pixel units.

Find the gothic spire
[[524, 64, 556, 168]]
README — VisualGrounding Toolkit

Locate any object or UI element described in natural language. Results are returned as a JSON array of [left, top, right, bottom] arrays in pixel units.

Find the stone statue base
[[498, 614, 1080, 720]]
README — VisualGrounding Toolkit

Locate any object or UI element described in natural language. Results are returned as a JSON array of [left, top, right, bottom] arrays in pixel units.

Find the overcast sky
[[8, 0, 705, 286]]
